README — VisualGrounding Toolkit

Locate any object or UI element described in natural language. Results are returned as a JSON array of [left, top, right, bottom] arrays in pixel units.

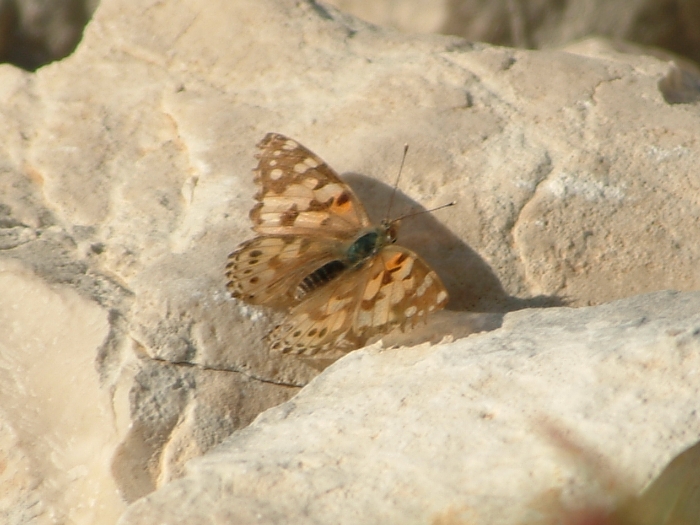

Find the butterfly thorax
[[346, 221, 398, 264], [294, 221, 399, 301]]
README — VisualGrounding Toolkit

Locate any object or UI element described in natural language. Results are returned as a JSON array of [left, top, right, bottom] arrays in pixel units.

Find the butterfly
[[225, 133, 449, 356]]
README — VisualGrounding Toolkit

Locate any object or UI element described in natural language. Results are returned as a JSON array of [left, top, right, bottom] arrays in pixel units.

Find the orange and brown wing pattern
[[269, 245, 448, 355], [352, 245, 448, 337], [250, 133, 371, 237], [225, 235, 343, 309]]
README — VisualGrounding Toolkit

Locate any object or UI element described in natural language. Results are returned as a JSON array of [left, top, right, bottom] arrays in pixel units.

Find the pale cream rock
[[0, 0, 699, 523], [325, 0, 700, 66], [0, 258, 121, 524], [118, 291, 700, 525]]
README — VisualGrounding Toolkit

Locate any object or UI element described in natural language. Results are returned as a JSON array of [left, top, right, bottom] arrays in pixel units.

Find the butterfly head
[[381, 219, 400, 245]]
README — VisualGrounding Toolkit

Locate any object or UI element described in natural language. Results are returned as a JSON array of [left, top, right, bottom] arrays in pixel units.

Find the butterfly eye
[[386, 222, 400, 243]]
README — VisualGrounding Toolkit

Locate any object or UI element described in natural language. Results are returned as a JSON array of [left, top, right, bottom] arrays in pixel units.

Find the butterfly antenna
[[385, 143, 409, 223], [393, 201, 456, 222]]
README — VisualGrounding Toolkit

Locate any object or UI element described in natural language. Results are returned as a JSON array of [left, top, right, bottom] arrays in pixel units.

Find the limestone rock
[[0, 258, 121, 523], [325, 0, 700, 66], [0, 0, 699, 523], [118, 291, 700, 524]]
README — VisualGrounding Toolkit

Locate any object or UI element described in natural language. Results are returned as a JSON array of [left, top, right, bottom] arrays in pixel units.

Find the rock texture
[[0, 0, 699, 523], [118, 291, 700, 525], [326, 0, 700, 66], [0, 258, 120, 523]]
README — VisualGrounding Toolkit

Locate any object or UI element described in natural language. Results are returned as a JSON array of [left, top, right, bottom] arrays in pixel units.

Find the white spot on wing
[[416, 274, 434, 297], [302, 177, 320, 189], [304, 156, 320, 168]]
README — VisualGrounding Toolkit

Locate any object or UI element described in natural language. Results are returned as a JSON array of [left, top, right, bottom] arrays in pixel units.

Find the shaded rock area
[[0, 0, 699, 523], [5, 1, 700, 73], [0, 0, 98, 70]]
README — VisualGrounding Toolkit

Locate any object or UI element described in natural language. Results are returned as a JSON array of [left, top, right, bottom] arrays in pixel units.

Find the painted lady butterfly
[[225, 133, 449, 356]]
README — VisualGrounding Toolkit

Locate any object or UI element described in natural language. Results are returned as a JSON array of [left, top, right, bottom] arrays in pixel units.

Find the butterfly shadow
[[343, 172, 566, 341]]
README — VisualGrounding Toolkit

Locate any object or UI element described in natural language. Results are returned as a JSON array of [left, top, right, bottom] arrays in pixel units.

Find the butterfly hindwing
[[225, 235, 343, 309], [354, 245, 449, 337], [269, 245, 448, 355], [251, 133, 371, 237]]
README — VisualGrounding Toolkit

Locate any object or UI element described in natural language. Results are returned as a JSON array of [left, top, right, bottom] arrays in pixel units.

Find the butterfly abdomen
[[295, 259, 347, 300]]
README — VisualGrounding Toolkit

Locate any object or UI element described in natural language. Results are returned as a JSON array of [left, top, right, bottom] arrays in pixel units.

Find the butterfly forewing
[[251, 133, 371, 237]]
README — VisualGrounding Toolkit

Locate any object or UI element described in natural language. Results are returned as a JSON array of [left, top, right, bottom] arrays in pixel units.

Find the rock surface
[[118, 291, 700, 525], [0, 0, 699, 523], [326, 0, 700, 66], [0, 258, 119, 523]]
